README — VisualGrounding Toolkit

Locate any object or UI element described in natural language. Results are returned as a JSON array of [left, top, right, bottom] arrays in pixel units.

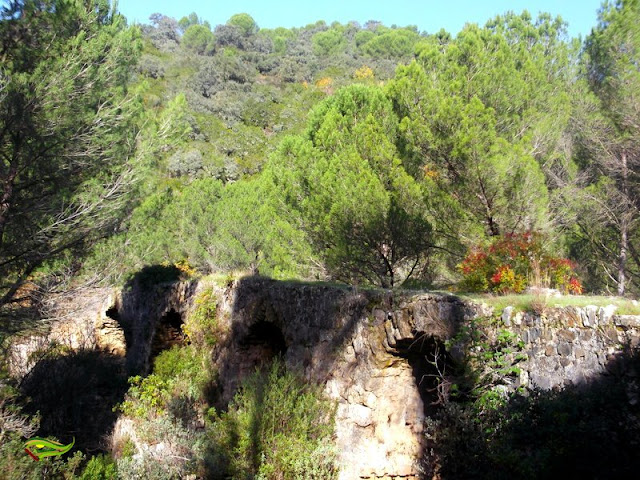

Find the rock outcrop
[[6, 288, 124, 377]]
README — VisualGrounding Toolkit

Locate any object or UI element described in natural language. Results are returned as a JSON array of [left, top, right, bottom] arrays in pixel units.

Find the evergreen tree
[[268, 85, 433, 287], [0, 0, 142, 307], [581, 0, 640, 294]]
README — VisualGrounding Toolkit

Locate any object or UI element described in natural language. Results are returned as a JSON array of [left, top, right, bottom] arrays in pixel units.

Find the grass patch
[[461, 293, 640, 315]]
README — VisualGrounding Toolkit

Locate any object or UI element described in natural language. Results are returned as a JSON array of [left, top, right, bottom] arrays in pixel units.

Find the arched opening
[[105, 306, 120, 321], [151, 308, 185, 359], [395, 335, 453, 415], [237, 321, 287, 375]]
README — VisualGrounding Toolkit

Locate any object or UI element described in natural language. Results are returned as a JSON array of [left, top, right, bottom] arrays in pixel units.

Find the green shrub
[[119, 345, 210, 420], [183, 288, 219, 347], [119, 374, 170, 418], [207, 359, 338, 479], [77, 454, 117, 480], [445, 317, 526, 407], [427, 372, 640, 479]]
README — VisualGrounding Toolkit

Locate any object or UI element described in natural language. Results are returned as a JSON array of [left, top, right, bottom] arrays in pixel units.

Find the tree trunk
[[618, 151, 629, 296], [619, 217, 627, 296], [488, 216, 500, 237]]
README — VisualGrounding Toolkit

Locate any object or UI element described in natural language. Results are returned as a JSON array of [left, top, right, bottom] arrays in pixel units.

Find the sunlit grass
[[460, 292, 640, 315]]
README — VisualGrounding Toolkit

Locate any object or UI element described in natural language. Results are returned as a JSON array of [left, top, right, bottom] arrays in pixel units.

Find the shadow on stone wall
[[422, 344, 640, 479], [119, 265, 196, 375], [17, 265, 196, 455], [212, 276, 378, 408], [212, 276, 468, 479], [20, 349, 127, 453]]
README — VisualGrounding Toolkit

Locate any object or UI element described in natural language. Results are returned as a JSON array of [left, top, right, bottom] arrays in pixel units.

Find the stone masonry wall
[[6, 277, 640, 478], [502, 305, 640, 399]]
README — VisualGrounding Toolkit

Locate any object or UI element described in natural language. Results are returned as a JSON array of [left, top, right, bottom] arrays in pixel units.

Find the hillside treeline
[[1, 0, 640, 311]]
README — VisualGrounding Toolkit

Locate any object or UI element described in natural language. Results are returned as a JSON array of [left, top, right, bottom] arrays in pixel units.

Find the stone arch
[[237, 320, 287, 375], [151, 308, 185, 359]]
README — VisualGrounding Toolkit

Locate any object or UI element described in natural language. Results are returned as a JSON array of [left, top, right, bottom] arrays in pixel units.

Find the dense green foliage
[[208, 360, 337, 480], [19, 1, 619, 296], [1, 0, 640, 477], [1, 0, 638, 305], [266, 85, 432, 286], [0, 0, 142, 308]]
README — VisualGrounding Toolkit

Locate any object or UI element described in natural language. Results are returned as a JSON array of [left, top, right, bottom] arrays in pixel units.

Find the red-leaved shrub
[[458, 232, 582, 294]]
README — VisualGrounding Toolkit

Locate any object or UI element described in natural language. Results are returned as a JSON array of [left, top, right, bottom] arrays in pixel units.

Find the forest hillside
[[1, 1, 639, 479]]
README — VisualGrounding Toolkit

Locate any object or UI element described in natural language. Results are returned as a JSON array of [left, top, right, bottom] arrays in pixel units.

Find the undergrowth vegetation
[[426, 316, 640, 479], [425, 347, 640, 479], [206, 360, 338, 480], [110, 289, 337, 479]]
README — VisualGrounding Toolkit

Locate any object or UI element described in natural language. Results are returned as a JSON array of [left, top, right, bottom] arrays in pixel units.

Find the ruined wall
[[6, 277, 640, 478], [211, 279, 640, 479], [5, 277, 197, 377], [118, 279, 197, 374], [503, 305, 640, 400], [211, 278, 488, 480], [6, 288, 124, 377]]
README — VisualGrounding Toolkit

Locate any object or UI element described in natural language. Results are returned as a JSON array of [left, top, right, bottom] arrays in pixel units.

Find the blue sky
[[116, 0, 603, 39]]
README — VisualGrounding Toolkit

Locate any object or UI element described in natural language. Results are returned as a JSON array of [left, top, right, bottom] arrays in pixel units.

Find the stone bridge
[[8, 276, 640, 479]]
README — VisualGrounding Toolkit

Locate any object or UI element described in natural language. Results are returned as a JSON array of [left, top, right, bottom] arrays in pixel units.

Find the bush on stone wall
[[206, 359, 338, 479], [458, 232, 583, 294]]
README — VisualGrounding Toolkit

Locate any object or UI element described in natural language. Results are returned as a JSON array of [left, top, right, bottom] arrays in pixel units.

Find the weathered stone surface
[[582, 305, 599, 327], [557, 329, 577, 342], [615, 315, 640, 328], [208, 279, 496, 479], [6, 287, 124, 377], [502, 306, 513, 326], [598, 305, 617, 325], [8, 278, 640, 479]]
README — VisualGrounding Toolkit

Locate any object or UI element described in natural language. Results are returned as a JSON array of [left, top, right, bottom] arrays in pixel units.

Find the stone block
[[527, 327, 541, 343], [502, 306, 513, 327], [557, 342, 572, 356], [545, 344, 557, 356], [602, 325, 620, 343], [563, 307, 581, 327], [347, 404, 373, 428], [557, 329, 577, 342], [372, 309, 387, 326], [530, 373, 554, 390], [598, 305, 617, 325], [582, 305, 598, 327], [614, 315, 640, 328], [513, 311, 524, 326]]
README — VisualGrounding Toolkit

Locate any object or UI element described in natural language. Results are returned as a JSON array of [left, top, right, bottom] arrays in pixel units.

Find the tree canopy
[[0, 0, 142, 307]]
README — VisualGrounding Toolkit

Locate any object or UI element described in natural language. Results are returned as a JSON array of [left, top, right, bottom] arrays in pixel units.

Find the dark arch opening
[[105, 306, 120, 321], [151, 308, 185, 359], [242, 321, 287, 353], [395, 335, 453, 416], [237, 321, 287, 374]]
